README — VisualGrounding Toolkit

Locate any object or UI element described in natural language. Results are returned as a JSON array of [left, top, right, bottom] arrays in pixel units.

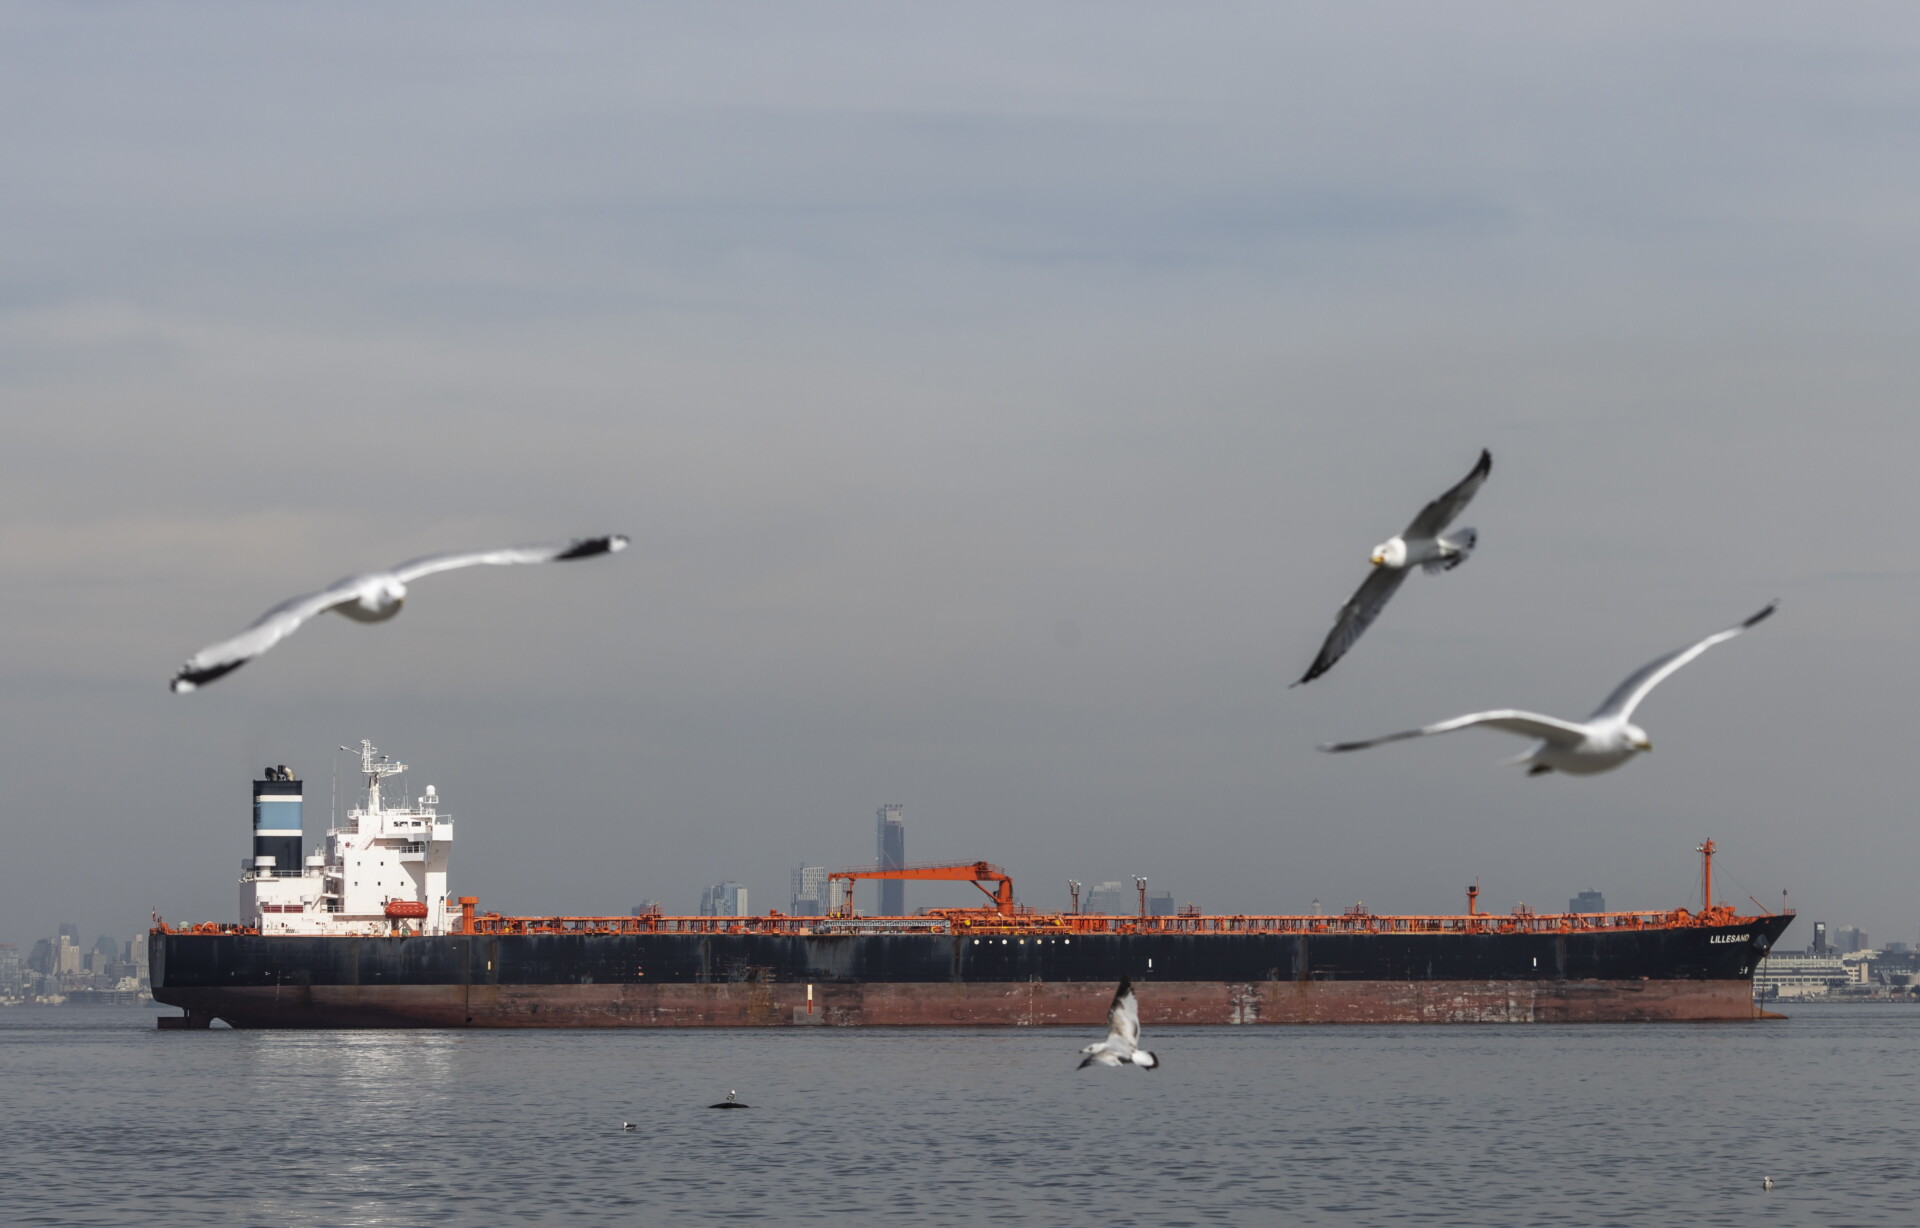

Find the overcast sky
[[4, 4, 1917, 947]]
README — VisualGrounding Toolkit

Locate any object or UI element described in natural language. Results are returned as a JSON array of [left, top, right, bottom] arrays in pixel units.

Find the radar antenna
[[355, 739, 407, 814]]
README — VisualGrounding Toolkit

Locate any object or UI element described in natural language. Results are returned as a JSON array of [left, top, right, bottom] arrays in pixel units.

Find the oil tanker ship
[[150, 742, 1792, 1028]]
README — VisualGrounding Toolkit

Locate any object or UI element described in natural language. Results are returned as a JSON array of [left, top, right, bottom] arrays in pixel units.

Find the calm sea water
[[4, 1003, 1915, 1227]]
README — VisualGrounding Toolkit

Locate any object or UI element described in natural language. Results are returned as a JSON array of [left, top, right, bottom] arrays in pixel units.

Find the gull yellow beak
[[1369, 554, 1384, 566], [1637, 740, 1653, 752]]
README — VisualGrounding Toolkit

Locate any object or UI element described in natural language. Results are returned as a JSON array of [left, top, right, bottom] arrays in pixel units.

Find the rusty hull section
[[159, 977, 1763, 1028]]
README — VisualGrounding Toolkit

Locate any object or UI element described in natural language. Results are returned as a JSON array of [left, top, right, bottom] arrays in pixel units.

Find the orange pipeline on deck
[[427, 902, 1780, 938]]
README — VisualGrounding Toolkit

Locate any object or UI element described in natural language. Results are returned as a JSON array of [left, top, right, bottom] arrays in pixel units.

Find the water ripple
[[2, 1004, 1915, 1226]]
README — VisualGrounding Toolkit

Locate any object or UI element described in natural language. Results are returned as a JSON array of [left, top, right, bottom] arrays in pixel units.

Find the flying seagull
[[709, 1090, 749, 1109], [1295, 449, 1491, 686], [169, 534, 629, 692], [1078, 976, 1159, 1070], [1320, 601, 1777, 775]]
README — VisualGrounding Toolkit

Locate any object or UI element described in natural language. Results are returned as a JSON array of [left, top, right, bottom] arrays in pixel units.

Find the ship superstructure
[[238, 741, 455, 936]]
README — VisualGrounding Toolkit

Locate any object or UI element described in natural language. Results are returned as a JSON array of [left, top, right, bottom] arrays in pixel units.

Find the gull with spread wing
[[1078, 976, 1159, 1070], [170, 534, 629, 692], [1320, 601, 1777, 776], [1295, 449, 1491, 686]]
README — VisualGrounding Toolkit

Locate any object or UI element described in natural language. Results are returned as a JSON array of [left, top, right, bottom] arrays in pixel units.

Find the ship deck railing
[[152, 903, 1784, 939], [439, 903, 1773, 938]]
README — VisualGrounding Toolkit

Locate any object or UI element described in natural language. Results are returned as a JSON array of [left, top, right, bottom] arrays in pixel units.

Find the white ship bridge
[[240, 740, 456, 936]]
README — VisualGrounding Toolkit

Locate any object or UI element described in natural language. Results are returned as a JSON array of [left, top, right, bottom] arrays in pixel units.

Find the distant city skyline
[[4, 925, 151, 1005]]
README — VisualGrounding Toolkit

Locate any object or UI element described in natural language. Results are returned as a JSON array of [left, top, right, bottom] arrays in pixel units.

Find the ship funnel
[[252, 769, 303, 876]]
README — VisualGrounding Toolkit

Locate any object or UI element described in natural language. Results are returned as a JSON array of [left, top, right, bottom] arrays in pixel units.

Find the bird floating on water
[[169, 534, 629, 692], [709, 1090, 749, 1109], [1762, 1176, 1773, 1191], [1320, 601, 1777, 776], [1078, 976, 1159, 1070], [1294, 449, 1491, 687], [621, 1121, 636, 1132]]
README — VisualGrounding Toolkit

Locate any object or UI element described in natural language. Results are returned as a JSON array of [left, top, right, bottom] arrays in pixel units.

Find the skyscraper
[[1084, 881, 1128, 914], [791, 865, 830, 916], [876, 804, 905, 915], [699, 882, 748, 917], [1570, 890, 1606, 913]]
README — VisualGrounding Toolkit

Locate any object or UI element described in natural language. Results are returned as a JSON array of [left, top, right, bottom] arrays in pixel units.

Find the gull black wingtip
[[554, 534, 630, 561], [1474, 447, 1492, 476], [1292, 655, 1335, 688], [1743, 599, 1780, 629], [170, 659, 246, 694]]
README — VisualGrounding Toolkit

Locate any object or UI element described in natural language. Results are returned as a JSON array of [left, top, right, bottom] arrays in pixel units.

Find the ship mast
[[1696, 839, 1715, 911], [355, 739, 407, 816]]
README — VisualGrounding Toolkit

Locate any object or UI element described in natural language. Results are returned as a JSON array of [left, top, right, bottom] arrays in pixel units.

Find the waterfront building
[[1753, 951, 1849, 1000], [1866, 948, 1918, 988], [1570, 890, 1606, 913]]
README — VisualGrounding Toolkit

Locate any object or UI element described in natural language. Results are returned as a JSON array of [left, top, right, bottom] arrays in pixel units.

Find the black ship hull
[[151, 913, 1793, 1027]]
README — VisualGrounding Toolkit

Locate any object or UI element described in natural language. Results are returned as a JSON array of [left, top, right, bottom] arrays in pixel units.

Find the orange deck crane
[[828, 861, 1016, 918]]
